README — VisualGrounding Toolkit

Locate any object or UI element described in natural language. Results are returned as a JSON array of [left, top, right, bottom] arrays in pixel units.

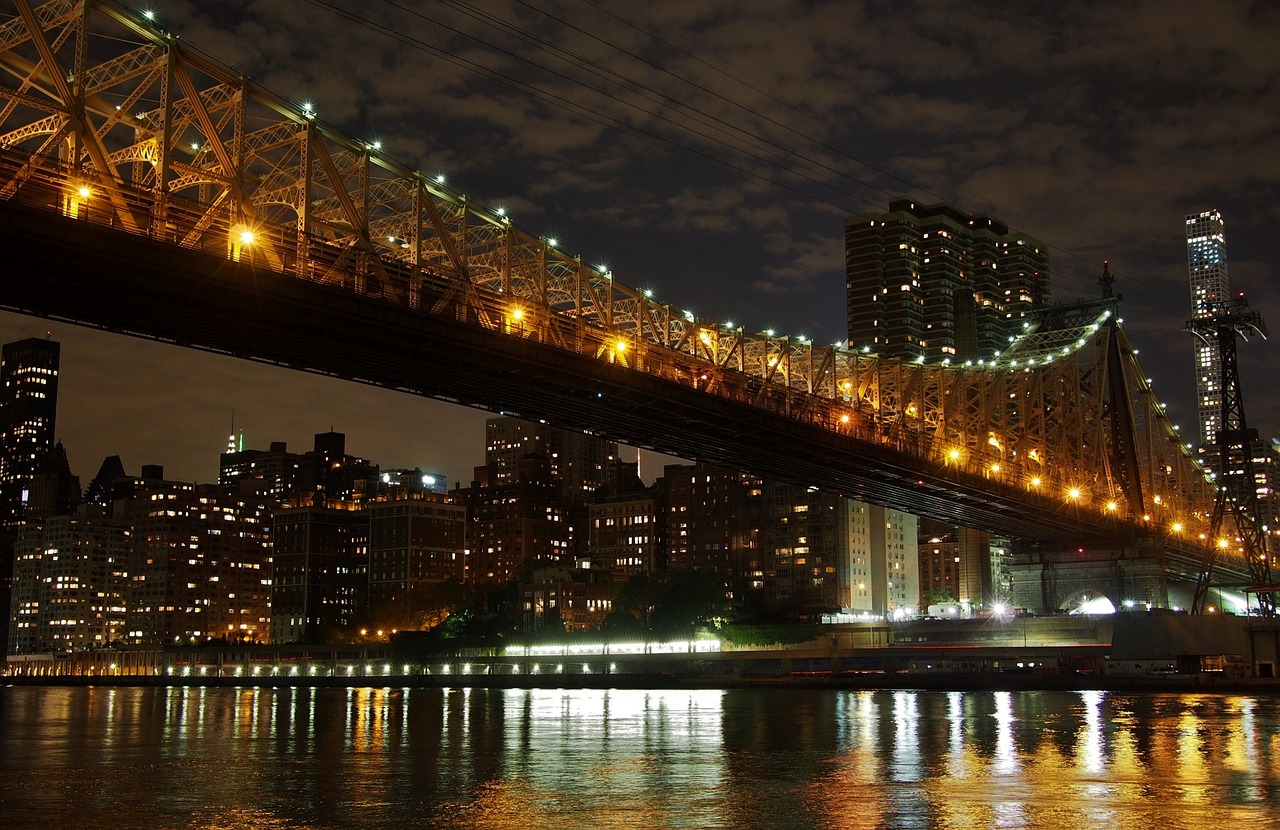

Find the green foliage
[[718, 623, 826, 647], [600, 609, 646, 637], [925, 588, 957, 607], [365, 580, 466, 635], [611, 569, 734, 636]]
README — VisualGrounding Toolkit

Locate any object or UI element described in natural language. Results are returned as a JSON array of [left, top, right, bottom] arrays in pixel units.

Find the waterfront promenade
[[8, 614, 1280, 693]]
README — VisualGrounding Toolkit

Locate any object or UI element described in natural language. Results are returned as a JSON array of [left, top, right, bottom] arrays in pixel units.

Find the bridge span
[[0, 0, 1258, 591]]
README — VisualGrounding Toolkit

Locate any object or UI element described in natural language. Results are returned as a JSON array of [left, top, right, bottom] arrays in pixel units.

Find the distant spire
[[227, 410, 237, 453]]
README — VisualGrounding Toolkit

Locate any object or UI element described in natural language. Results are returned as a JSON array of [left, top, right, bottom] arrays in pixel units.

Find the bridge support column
[[1008, 544, 1169, 614]]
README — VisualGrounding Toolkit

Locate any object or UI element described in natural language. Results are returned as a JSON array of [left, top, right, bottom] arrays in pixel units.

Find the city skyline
[[2, 1, 1278, 487]]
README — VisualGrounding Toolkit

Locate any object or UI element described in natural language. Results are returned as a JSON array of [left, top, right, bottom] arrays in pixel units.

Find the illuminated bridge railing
[[0, 0, 1219, 549]]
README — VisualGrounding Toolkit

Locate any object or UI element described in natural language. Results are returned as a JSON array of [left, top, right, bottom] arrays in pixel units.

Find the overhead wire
[[559, 0, 1174, 302], [298, 0, 860, 217], [285, 0, 1170, 322]]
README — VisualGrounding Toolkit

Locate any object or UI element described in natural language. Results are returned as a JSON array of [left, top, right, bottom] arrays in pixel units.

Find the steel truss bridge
[[0, 0, 1268, 599]]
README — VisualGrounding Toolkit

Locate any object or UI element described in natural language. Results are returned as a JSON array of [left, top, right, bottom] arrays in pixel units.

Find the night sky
[[2, 0, 1278, 488]]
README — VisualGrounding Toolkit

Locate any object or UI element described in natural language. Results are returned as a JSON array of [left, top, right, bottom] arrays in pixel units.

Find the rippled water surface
[[1, 685, 1277, 828]]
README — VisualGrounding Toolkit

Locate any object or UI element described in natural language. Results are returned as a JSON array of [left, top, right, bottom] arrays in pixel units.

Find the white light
[[547, 237, 558, 248], [422, 475, 436, 486], [436, 174, 446, 184]]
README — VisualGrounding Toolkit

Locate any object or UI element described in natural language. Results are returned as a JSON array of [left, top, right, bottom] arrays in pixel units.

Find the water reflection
[[0, 686, 1276, 829]]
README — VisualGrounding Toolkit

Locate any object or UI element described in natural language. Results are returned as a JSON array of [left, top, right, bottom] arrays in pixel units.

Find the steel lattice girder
[[0, 0, 1225, 557]]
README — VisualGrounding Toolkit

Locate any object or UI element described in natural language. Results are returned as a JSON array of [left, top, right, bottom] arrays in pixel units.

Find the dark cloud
[[5, 0, 1279, 482]]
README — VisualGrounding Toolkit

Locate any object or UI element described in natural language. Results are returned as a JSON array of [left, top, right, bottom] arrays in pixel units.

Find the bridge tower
[[1187, 295, 1275, 615]]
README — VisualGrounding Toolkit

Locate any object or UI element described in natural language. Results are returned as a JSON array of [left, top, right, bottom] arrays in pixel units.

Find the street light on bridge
[[231, 224, 257, 262]]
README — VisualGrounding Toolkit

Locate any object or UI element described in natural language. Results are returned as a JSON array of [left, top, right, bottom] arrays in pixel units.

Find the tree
[[365, 580, 466, 637], [610, 570, 733, 636], [925, 588, 957, 607]]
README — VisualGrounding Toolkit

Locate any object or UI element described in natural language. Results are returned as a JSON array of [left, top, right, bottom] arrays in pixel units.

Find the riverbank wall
[[7, 613, 1280, 692]]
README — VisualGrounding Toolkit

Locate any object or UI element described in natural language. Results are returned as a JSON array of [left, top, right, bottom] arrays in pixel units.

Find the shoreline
[[6, 672, 1278, 695]]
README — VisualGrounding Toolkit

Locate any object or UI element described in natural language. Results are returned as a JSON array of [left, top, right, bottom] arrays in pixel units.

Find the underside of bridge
[[0, 197, 1172, 555]]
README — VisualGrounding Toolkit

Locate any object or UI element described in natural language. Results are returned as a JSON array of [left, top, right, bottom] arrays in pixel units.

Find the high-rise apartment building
[[664, 463, 761, 579], [752, 482, 844, 614], [840, 501, 919, 617], [455, 454, 573, 587], [845, 200, 1050, 361], [846, 202, 1044, 610], [485, 417, 618, 497], [0, 337, 60, 527], [587, 489, 665, 579], [1186, 210, 1230, 448], [0, 337, 61, 653], [7, 514, 130, 654], [271, 500, 369, 644], [367, 493, 466, 609], [917, 523, 992, 611], [123, 481, 273, 646]]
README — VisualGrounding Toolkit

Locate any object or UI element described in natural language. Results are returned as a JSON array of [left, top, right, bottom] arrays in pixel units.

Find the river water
[[0, 685, 1276, 828]]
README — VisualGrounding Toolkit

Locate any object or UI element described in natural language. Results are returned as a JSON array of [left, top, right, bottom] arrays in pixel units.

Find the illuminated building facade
[[0, 337, 61, 653], [367, 493, 465, 609], [6, 514, 129, 654], [841, 501, 919, 617], [587, 490, 665, 580], [752, 482, 844, 614], [485, 417, 618, 497], [664, 463, 760, 578], [1187, 210, 1230, 448], [123, 481, 272, 646], [270, 501, 368, 644], [845, 199, 1050, 361], [456, 453, 572, 586], [917, 523, 991, 612], [521, 565, 613, 631], [0, 337, 60, 527]]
